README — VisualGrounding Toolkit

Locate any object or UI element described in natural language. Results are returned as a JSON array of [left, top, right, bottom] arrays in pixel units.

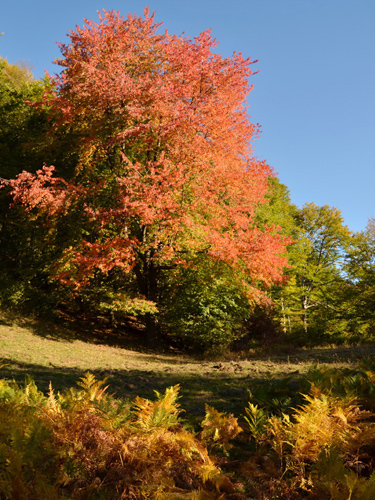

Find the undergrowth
[[1, 362, 375, 498]]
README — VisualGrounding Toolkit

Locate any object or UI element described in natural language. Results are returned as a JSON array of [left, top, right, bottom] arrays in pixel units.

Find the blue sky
[[1, 0, 374, 232]]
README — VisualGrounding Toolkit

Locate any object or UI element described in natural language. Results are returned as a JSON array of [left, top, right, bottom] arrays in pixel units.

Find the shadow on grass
[[0, 318, 13, 327], [251, 344, 375, 365], [4, 309, 375, 366], [20, 313, 375, 366], [0, 359, 304, 422], [0, 311, 208, 366], [2, 310, 193, 361], [16, 314, 148, 348]]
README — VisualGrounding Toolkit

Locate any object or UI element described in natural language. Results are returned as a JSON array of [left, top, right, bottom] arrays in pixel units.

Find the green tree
[[0, 59, 48, 307], [340, 218, 375, 339], [0, 57, 48, 179], [0, 58, 81, 310], [160, 254, 253, 353], [278, 203, 352, 342], [255, 177, 299, 237]]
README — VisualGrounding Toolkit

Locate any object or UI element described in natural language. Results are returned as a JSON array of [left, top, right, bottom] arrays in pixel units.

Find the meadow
[[1, 311, 372, 419], [2, 311, 375, 499]]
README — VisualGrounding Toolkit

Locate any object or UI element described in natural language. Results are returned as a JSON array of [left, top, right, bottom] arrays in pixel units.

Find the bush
[[161, 256, 252, 354]]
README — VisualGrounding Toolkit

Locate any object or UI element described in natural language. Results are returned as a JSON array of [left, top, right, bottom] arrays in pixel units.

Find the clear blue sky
[[1, 0, 374, 232]]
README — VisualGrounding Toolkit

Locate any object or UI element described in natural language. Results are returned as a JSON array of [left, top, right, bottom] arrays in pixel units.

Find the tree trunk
[[134, 246, 162, 347], [144, 312, 161, 347], [301, 295, 308, 333], [281, 296, 287, 334]]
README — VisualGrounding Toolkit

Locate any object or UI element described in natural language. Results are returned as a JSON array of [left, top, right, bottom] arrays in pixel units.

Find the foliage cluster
[[250, 180, 375, 348], [239, 360, 375, 499]]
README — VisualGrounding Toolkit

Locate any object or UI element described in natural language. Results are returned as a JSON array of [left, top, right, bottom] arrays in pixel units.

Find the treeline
[[0, 9, 374, 353]]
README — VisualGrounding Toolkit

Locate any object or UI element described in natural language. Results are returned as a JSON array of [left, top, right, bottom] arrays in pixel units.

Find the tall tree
[[341, 218, 375, 337], [0, 57, 47, 179], [0, 59, 50, 307], [3, 9, 289, 344], [0, 57, 82, 310], [277, 203, 352, 339]]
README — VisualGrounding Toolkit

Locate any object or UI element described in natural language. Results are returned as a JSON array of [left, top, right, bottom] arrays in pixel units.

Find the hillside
[[1, 311, 374, 419]]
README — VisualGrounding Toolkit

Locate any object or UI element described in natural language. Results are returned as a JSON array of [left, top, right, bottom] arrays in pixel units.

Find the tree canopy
[[1, 9, 290, 347]]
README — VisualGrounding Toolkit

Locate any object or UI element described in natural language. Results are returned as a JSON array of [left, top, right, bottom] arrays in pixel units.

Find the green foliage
[[339, 222, 375, 339], [0, 59, 82, 314], [0, 56, 81, 180], [0, 57, 48, 179], [264, 201, 355, 345], [243, 402, 269, 442], [306, 362, 375, 411], [161, 255, 252, 353], [98, 291, 159, 316], [255, 177, 298, 238], [253, 182, 375, 349], [245, 375, 302, 417], [313, 451, 375, 500], [0, 60, 48, 310]]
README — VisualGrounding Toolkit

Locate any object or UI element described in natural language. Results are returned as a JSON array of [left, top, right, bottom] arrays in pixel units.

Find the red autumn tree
[[6, 8, 289, 343]]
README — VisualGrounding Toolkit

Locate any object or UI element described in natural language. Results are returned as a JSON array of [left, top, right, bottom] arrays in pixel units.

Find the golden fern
[[264, 386, 375, 497], [289, 391, 367, 462], [0, 375, 234, 499], [201, 405, 242, 454], [76, 371, 109, 402], [132, 384, 182, 429], [244, 402, 269, 442]]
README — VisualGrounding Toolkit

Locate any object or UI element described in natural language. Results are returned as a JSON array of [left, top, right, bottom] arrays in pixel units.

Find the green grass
[[1, 311, 375, 421]]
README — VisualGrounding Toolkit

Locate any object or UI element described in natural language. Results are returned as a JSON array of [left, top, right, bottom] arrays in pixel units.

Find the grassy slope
[[1, 312, 374, 420]]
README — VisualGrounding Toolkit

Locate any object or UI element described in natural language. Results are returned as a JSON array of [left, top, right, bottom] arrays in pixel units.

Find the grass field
[[1, 311, 375, 421]]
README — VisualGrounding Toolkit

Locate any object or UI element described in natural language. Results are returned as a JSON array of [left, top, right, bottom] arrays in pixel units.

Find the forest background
[[0, 4, 374, 354]]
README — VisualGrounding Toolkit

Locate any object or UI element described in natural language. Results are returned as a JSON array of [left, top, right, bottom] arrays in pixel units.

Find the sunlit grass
[[1, 311, 374, 420]]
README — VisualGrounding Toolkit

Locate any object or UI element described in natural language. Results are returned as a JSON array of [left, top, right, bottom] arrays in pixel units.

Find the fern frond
[[132, 385, 182, 430], [76, 371, 109, 402], [201, 405, 242, 453], [45, 382, 61, 415], [244, 402, 269, 442]]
